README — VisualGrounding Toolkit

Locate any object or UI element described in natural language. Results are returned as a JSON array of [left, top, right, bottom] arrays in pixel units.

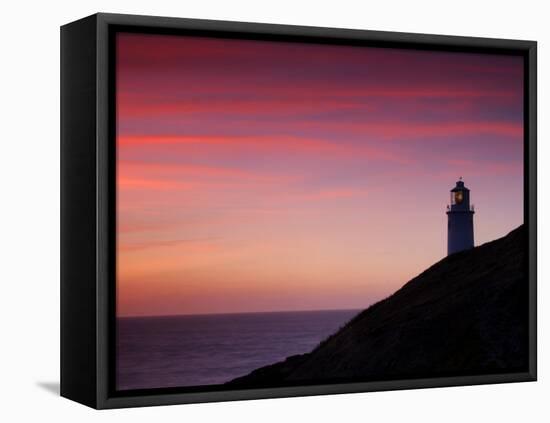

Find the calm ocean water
[[117, 309, 358, 390]]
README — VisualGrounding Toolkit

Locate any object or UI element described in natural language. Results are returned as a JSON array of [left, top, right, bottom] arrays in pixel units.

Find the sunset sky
[[116, 32, 524, 317]]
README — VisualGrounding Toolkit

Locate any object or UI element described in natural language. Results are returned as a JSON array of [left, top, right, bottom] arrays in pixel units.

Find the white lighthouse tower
[[446, 178, 475, 255]]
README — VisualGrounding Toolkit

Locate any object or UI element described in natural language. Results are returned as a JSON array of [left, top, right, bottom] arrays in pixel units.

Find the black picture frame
[[61, 12, 537, 409]]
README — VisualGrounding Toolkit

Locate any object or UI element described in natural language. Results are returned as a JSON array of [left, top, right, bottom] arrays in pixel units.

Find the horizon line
[[117, 307, 363, 319]]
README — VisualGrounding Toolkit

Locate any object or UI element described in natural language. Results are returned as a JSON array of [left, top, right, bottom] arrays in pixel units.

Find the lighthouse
[[446, 178, 475, 255]]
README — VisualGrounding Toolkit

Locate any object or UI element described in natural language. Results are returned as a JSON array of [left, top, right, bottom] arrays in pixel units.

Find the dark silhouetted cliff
[[228, 225, 528, 387]]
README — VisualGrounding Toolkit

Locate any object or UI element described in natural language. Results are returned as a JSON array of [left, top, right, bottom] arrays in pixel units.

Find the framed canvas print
[[60, 13, 537, 409]]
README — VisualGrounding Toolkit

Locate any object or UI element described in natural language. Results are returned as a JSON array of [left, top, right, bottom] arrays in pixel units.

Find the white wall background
[[1, 0, 547, 421]]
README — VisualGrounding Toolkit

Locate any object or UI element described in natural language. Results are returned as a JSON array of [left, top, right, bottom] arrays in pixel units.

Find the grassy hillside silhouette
[[228, 225, 528, 387]]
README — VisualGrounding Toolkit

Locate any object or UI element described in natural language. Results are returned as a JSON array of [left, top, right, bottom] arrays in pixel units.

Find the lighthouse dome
[[451, 179, 469, 192]]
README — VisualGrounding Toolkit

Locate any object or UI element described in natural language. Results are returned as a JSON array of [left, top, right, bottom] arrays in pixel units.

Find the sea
[[117, 309, 359, 390]]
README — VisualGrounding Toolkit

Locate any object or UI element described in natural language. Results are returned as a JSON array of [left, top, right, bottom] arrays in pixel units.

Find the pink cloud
[[118, 237, 220, 252], [118, 134, 409, 163]]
